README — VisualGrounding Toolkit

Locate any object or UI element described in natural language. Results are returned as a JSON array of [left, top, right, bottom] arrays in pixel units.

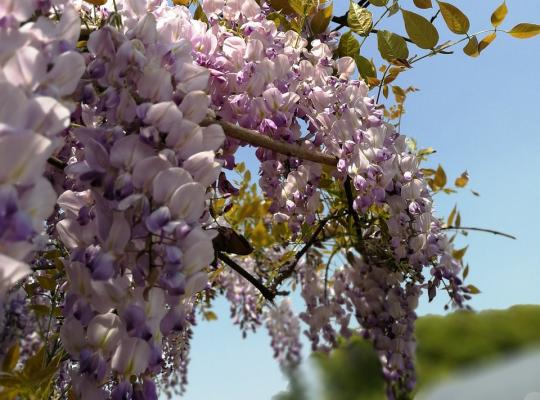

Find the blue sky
[[176, 1, 540, 399]]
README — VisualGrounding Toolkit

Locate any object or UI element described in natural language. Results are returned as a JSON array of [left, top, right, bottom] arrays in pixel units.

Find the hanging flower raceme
[[0, 1, 85, 306]]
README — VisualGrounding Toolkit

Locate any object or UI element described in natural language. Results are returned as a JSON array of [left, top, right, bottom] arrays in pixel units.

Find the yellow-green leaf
[[453, 245, 468, 260], [466, 284, 481, 294], [433, 165, 447, 189], [310, 1, 333, 34], [478, 32, 496, 52], [413, 0, 432, 9], [455, 171, 469, 187], [348, 2, 373, 36], [455, 211, 461, 227], [377, 30, 409, 61], [338, 31, 360, 57], [2, 343, 20, 372], [401, 9, 439, 49], [37, 275, 56, 292], [490, 1, 508, 28], [194, 4, 208, 23], [370, 0, 388, 6], [388, 1, 400, 16], [508, 23, 540, 39], [172, 0, 190, 5], [355, 54, 377, 81], [463, 36, 479, 57], [447, 205, 457, 226], [437, 1, 470, 34]]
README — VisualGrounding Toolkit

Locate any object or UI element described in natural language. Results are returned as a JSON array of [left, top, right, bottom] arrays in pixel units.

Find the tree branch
[[443, 226, 516, 240], [202, 117, 337, 167], [217, 252, 277, 303]]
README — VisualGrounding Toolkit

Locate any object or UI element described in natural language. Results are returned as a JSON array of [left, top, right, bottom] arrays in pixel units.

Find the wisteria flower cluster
[[0, 0, 471, 399]]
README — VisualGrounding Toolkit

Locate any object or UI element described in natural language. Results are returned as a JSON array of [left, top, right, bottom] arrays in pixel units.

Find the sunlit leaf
[[382, 85, 389, 98], [413, 0, 432, 9], [455, 171, 469, 187], [490, 1, 508, 28], [203, 311, 218, 321], [370, 0, 388, 6], [463, 36, 479, 57], [348, 2, 373, 36], [401, 9, 439, 49], [508, 23, 540, 39], [310, 1, 333, 34], [437, 1, 470, 34], [377, 30, 409, 61], [478, 32, 496, 52], [388, 1, 400, 16], [338, 31, 360, 57], [172, 0, 191, 5], [433, 165, 447, 189], [453, 246, 468, 260], [194, 4, 208, 23], [447, 205, 457, 226]]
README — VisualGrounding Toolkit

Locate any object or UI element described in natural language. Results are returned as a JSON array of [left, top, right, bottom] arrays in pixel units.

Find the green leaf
[[437, 1, 470, 34], [413, 0, 432, 9], [401, 9, 439, 49], [348, 2, 373, 36], [463, 36, 479, 57], [455, 171, 469, 187], [338, 31, 360, 57], [369, 0, 388, 6], [377, 30, 409, 61], [2, 343, 20, 372], [508, 23, 540, 39], [478, 32, 496, 52], [355, 54, 377, 81], [491, 1, 508, 28]]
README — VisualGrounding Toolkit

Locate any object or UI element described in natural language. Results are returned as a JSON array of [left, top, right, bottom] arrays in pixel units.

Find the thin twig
[[430, 9, 441, 23], [268, 213, 341, 295], [202, 117, 337, 167], [443, 226, 516, 240], [217, 252, 277, 303], [47, 157, 67, 170]]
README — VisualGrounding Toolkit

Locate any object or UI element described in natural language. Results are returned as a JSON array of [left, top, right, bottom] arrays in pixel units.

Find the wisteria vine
[[0, 0, 479, 399]]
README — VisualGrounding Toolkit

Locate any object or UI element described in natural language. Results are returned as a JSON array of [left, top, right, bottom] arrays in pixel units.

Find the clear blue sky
[[175, 1, 540, 399]]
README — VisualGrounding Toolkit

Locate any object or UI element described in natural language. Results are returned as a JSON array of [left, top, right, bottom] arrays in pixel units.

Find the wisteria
[[0, 0, 479, 398]]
